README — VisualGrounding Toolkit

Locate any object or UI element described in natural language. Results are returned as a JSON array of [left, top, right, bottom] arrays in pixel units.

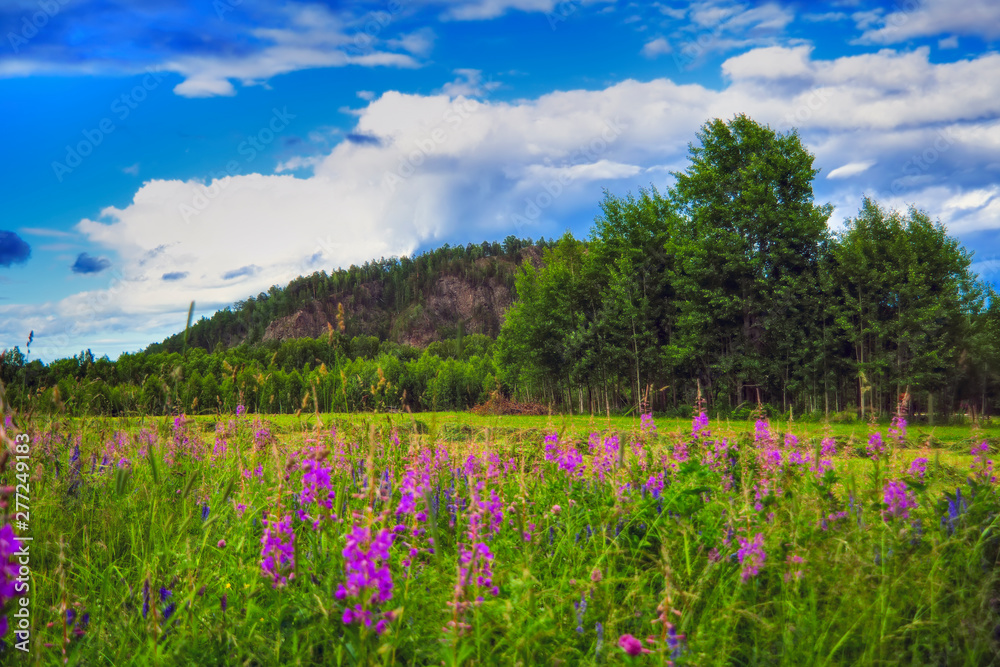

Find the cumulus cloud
[[0, 231, 31, 267], [0, 2, 423, 98], [7, 44, 1000, 358], [856, 0, 1000, 43], [641, 38, 672, 58]]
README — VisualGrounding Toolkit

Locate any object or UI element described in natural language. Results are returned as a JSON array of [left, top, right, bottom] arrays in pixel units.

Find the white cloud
[[9, 45, 1000, 357], [722, 44, 813, 79], [857, 0, 1000, 43], [827, 160, 876, 179], [641, 37, 673, 58], [938, 36, 959, 49], [803, 12, 848, 22], [439, 69, 500, 97], [429, 0, 614, 21]]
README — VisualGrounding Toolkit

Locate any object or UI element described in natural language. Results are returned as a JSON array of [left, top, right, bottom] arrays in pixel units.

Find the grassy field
[[1, 408, 999, 665]]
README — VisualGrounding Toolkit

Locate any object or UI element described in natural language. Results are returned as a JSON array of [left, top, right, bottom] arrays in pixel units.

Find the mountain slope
[[147, 237, 549, 354]]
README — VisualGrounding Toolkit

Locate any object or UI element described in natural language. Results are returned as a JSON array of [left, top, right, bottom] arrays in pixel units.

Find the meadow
[[1, 404, 1000, 666]]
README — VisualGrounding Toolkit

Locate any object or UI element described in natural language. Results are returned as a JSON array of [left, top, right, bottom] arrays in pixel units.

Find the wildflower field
[[2, 403, 1000, 666]]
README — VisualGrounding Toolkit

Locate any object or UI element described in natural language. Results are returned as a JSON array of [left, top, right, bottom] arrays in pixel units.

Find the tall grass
[[2, 410, 999, 665]]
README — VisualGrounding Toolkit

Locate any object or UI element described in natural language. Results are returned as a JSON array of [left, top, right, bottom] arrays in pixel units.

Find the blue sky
[[2, 0, 999, 361]]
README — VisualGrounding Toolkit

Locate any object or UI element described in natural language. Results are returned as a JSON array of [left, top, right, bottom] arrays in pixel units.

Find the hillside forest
[[3, 115, 998, 420]]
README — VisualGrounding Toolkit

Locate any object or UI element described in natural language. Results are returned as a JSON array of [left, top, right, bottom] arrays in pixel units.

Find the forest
[[3, 115, 997, 420]]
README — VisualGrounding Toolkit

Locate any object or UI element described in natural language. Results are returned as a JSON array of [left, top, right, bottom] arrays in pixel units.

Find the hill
[[147, 236, 549, 354]]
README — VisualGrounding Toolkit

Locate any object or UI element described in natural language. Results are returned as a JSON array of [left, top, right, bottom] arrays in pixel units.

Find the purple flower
[[641, 412, 658, 437], [260, 515, 296, 587], [889, 412, 907, 444], [820, 437, 837, 457], [142, 579, 150, 619], [737, 533, 766, 581], [337, 525, 396, 615], [883, 480, 918, 519], [909, 457, 928, 481], [618, 634, 651, 656], [867, 433, 885, 461], [691, 411, 709, 440]]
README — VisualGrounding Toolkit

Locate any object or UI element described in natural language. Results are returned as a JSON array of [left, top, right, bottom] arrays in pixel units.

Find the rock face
[[261, 249, 541, 347]]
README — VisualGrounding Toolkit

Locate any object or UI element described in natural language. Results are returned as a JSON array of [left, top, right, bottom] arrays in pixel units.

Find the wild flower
[[888, 402, 907, 444], [336, 525, 395, 607], [640, 412, 658, 438], [820, 437, 837, 457], [595, 621, 604, 655], [691, 411, 709, 441], [574, 594, 587, 633], [673, 439, 690, 464], [737, 533, 766, 581], [618, 633, 651, 656], [260, 515, 295, 587], [971, 441, 995, 484], [590, 433, 619, 482], [883, 480, 917, 520], [0, 523, 22, 637], [643, 472, 664, 499], [909, 457, 929, 481], [867, 433, 885, 461], [299, 458, 337, 528]]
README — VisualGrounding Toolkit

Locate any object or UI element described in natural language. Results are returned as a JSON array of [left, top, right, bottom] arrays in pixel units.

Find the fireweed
[[10, 406, 1000, 664]]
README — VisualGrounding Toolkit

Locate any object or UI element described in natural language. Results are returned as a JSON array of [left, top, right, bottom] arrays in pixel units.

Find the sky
[[1, 0, 999, 362]]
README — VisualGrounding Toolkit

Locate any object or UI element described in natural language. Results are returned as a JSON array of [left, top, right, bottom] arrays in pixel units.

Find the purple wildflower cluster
[[260, 515, 295, 587], [0, 523, 22, 637], [589, 433, 620, 483], [691, 411, 710, 441], [640, 412, 658, 438], [337, 525, 396, 633], [909, 457, 929, 481], [883, 480, 918, 519], [866, 432, 885, 461], [298, 458, 336, 528], [543, 433, 585, 478], [971, 441, 995, 484], [737, 533, 766, 581]]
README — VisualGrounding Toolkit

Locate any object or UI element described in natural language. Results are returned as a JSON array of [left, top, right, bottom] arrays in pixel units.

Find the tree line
[[3, 114, 997, 420], [497, 115, 998, 418]]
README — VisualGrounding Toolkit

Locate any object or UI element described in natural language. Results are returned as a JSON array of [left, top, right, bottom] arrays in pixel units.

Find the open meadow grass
[[2, 407, 1000, 665]]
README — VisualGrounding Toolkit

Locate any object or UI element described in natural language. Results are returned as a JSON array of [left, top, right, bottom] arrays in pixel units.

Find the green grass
[[3, 411, 1000, 665]]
